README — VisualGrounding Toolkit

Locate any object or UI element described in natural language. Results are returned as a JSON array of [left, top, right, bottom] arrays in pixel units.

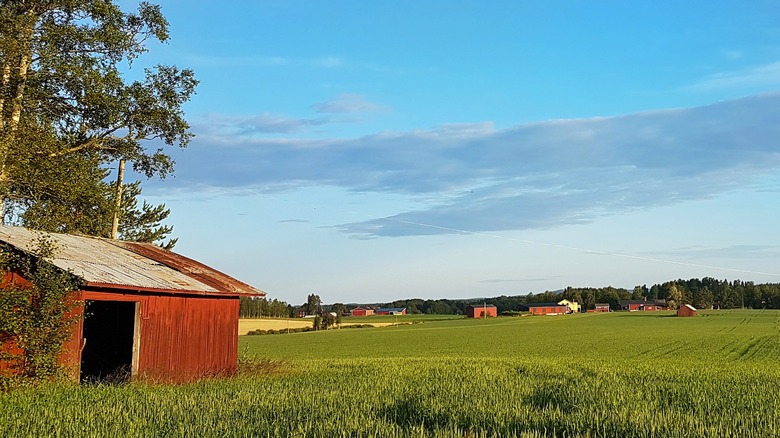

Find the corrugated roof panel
[[0, 226, 263, 295], [112, 241, 265, 296]]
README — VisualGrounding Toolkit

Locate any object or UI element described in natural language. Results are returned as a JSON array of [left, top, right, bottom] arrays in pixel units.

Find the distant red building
[[677, 304, 697, 317], [619, 300, 668, 311], [466, 304, 497, 318], [518, 303, 568, 315], [588, 303, 610, 313], [350, 307, 374, 317]]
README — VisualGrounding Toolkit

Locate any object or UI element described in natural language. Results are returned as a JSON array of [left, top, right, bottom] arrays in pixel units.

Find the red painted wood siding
[[54, 289, 241, 382], [467, 307, 497, 318], [83, 290, 238, 381], [528, 306, 566, 315]]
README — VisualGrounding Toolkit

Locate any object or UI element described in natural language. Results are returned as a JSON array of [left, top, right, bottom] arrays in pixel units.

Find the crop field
[[2, 309, 779, 437], [238, 318, 313, 334]]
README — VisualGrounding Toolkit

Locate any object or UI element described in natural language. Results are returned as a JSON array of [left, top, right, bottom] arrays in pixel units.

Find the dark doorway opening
[[81, 300, 137, 383]]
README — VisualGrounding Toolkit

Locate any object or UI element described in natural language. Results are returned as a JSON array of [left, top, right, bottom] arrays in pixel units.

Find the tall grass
[[1, 309, 778, 437]]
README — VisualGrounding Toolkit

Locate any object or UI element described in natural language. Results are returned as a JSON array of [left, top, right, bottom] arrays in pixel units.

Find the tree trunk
[[0, 61, 12, 125], [0, 13, 37, 221], [110, 159, 126, 239]]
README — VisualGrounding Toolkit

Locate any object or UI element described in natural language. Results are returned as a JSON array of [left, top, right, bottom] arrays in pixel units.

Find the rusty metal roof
[[0, 225, 265, 296]]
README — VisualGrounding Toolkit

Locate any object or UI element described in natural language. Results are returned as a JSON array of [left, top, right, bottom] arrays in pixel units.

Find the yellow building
[[558, 299, 580, 313]]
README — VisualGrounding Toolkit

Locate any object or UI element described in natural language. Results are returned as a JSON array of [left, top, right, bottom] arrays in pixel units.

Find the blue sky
[[123, 1, 780, 305]]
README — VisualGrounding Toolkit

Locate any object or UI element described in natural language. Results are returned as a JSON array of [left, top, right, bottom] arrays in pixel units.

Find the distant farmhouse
[[518, 302, 569, 315], [0, 225, 264, 383], [351, 307, 374, 317], [589, 303, 610, 313], [376, 307, 406, 315], [466, 304, 497, 318], [619, 300, 668, 311], [557, 299, 580, 313]]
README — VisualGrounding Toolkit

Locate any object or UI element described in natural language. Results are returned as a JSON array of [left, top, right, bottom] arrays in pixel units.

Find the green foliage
[[5, 152, 176, 247], [375, 278, 780, 316], [239, 296, 291, 318], [305, 293, 321, 316], [0, 234, 81, 389], [0, 0, 196, 247], [320, 313, 335, 330], [114, 181, 176, 249]]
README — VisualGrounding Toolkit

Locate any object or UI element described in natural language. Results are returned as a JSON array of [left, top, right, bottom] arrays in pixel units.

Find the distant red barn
[[0, 226, 264, 383], [677, 304, 697, 317], [518, 303, 568, 315], [351, 307, 374, 317], [466, 304, 497, 318]]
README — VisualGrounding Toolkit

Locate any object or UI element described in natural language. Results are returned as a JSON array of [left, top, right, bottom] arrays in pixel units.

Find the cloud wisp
[[311, 93, 390, 114], [688, 61, 780, 91], [176, 92, 780, 237], [193, 112, 330, 136]]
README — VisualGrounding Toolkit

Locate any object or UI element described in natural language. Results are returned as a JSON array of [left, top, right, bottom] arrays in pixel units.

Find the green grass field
[[2, 309, 779, 437]]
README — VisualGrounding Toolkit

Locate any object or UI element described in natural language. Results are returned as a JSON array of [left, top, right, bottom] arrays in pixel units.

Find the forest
[[239, 277, 780, 318], [379, 278, 780, 314]]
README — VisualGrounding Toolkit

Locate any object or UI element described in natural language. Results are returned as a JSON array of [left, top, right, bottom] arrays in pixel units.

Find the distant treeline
[[239, 277, 780, 318], [371, 277, 780, 314], [239, 297, 294, 318]]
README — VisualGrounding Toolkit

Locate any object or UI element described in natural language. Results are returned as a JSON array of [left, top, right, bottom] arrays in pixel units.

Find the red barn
[[677, 304, 697, 317], [466, 304, 497, 318], [350, 307, 374, 317], [0, 226, 264, 383], [518, 303, 568, 315]]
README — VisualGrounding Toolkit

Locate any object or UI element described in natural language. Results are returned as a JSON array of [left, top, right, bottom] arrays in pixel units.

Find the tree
[[662, 282, 683, 310], [9, 153, 177, 248], [306, 293, 321, 316], [692, 286, 713, 310], [321, 313, 335, 330], [0, 1, 197, 244]]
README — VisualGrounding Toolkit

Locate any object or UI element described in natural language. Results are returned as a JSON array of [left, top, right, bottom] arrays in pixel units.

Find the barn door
[[80, 300, 139, 383]]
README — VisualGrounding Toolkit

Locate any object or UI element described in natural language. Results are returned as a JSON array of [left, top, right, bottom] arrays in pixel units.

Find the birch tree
[[0, 0, 196, 243]]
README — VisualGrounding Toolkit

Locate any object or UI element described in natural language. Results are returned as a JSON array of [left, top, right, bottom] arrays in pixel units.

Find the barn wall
[[677, 306, 697, 317], [51, 289, 238, 382], [78, 290, 239, 382], [139, 293, 239, 381], [467, 307, 497, 318]]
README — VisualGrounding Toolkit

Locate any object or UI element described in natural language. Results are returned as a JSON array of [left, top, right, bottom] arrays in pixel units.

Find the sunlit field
[[2, 310, 779, 437], [238, 318, 312, 334]]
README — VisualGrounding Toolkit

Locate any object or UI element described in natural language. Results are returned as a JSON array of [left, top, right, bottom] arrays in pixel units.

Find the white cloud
[[193, 112, 329, 136], [315, 56, 342, 68], [688, 61, 780, 91], [311, 94, 390, 114], [166, 92, 780, 237]]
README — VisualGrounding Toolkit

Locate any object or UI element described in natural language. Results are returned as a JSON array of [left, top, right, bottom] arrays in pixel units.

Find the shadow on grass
[[237, 357, 289, 378]]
